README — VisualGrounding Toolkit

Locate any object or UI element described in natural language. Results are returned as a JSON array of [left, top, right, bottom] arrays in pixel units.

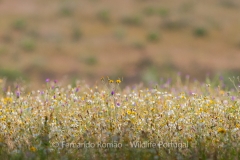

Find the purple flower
[[116, 102, 120, 106], [219, 76, 223, 81], [54, 80, 57, 83], [16, 91, 20, 98], [166, 78, 171, 84], [111, 91, 114, 96], [231, 96, 235, 101], [46, 78, 50, 82], [76, 88, 79, 92]]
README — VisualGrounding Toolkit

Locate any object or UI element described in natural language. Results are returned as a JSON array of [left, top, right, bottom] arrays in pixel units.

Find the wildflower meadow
[[0, 76, 239, 160]]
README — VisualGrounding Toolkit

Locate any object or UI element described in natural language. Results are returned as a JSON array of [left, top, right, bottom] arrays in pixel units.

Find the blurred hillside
[[0, 0, 240, 88]]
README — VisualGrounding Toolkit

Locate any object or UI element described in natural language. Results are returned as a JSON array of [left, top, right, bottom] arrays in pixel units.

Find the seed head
[[101, 77, 105, 82]]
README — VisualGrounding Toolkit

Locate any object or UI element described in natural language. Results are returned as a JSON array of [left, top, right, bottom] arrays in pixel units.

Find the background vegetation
[[0, 0, 240, 88]]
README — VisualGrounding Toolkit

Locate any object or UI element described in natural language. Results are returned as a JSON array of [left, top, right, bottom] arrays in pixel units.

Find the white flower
[[167, 110, 174, 116], [231, 128, 239, 133]]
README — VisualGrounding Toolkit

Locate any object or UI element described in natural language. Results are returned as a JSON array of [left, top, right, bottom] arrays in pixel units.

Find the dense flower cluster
[[0, 78, 239, 159]]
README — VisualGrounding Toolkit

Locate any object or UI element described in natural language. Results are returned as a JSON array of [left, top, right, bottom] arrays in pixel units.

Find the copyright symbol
[[52, 142, 59, 148]]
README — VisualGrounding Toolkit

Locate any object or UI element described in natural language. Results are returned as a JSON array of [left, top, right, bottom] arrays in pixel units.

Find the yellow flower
[[187, 137, 193, 142], [116, 78, 122, 84], [209, 100, 214, 104], [127, 110, 136, 115], [150, 108, 155, 112], [217, 128, 226, 134], [109, 126, 114, 131], [219, 90, 224, 95], [7, 122, 11, 127], [206, 136, 211, 141], [1, 115, 6, 121], [107, 77, 114, 83], [4, 97, 12, 104], [137, 126, 141, 130], [30, 146, 37, 152]]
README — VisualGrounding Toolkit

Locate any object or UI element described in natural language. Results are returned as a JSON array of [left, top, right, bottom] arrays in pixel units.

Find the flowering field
[[0, 77, 239, 160]]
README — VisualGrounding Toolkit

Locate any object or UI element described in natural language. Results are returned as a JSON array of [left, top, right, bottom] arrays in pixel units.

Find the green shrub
[[161, 19, 189, 30], [113, 29, 126, 40], [121, 15, 142, 26], [20, 38, 36, 52], [60, 5, 74, 16], [0, 69, 24, 81], [220, 0, 238, 8], [157, 8, 170, 17], [97, 10, 111, 23], [142, 6, 170, 17], [12, 19, 26, 30], [84, 55, 98, 66], [71, 27, 82, 41], [147, 32, 160, 42], [142, 7, 155, 16], [193, 27, 208, 37]]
